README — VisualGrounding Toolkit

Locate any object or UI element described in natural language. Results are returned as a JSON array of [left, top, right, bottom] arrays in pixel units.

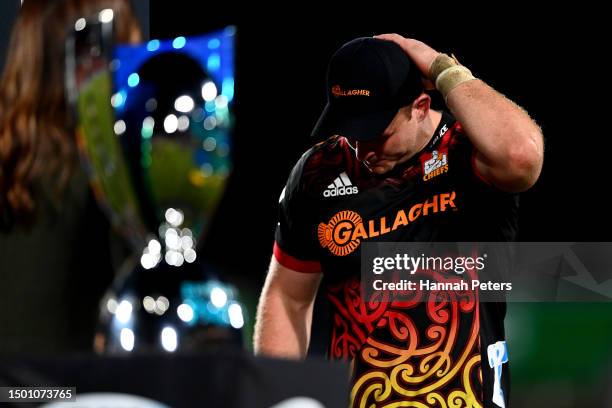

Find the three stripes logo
[[323, 172, 359, 198]]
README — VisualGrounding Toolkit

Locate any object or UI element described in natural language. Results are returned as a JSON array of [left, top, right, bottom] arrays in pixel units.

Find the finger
[[373, 33, 403, 42]]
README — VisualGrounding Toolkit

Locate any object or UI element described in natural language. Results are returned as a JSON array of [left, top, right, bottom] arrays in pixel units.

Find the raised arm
[[376, 33, 544, 193]]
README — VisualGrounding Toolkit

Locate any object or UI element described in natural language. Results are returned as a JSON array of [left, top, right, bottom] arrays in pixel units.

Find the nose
[[355, 140, 376, 163]]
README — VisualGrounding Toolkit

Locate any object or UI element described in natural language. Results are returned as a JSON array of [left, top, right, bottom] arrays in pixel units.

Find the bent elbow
[[504, 132, 544, 192]]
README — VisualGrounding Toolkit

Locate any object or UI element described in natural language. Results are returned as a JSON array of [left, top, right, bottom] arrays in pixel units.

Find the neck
[[417, 109, 443, 151]]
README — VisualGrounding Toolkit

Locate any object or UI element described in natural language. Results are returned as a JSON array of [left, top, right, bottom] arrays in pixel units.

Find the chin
[[369, 163, 393, 175]]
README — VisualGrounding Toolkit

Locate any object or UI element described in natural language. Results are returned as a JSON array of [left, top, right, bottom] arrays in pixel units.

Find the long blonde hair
[[0, 0, 141, 227]]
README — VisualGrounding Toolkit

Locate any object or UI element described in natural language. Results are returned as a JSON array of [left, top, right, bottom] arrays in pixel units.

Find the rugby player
[[255, 34, 543, 407]]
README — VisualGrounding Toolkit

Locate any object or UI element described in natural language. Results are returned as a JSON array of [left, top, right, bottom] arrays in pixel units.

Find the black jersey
[[274, 112, 518, 408]]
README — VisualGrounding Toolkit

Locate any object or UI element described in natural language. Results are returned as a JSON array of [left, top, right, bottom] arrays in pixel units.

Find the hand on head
[[374, 33, 439, 90]]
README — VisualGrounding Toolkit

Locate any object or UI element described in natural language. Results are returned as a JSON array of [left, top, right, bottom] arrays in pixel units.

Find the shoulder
[[285, 136, 357, 196], [431, 111, 466, 150], [428, 112, 475, 171]]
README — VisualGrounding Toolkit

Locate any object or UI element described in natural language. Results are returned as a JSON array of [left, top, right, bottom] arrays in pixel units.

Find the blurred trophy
[[65, 11, 243, 353]]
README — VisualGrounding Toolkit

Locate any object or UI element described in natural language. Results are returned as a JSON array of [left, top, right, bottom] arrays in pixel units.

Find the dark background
[[2, 3, 607, 282], [147, 5, 610, 283], [1, 2, 610, 406], [148, 8, 612, 405]]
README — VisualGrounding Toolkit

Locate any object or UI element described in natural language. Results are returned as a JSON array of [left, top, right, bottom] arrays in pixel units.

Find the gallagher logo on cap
[[331, 85, 370, 98]]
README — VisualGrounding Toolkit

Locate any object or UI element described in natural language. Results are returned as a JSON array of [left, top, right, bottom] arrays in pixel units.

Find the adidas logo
[[323, 172, 359, 198]]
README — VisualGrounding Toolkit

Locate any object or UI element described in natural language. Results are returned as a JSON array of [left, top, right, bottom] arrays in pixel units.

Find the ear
[[411, 93, 431, 122]]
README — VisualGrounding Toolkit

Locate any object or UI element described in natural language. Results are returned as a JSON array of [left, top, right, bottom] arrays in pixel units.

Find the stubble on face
[[357, 107, 417, 175]]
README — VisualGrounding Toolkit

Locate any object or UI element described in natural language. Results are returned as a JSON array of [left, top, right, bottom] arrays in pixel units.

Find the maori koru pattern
[[327, 270, 483, 408]]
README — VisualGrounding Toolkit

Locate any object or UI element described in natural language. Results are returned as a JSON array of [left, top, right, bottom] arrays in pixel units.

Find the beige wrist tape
[[429, 53, 476, 100], [429, 53, 458, 82], [435, 66, 476, 99]]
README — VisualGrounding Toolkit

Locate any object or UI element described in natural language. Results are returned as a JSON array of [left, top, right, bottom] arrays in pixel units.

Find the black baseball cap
[[311, 37, 424, 142]]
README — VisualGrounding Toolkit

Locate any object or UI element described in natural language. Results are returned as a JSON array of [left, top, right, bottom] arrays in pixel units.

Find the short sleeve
[[273, 155, 322, 273]]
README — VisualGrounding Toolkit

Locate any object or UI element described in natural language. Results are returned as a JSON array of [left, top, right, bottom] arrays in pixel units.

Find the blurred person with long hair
[[0, 0, 141, 353]]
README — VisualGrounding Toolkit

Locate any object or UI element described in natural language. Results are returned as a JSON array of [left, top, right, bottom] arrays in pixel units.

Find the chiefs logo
[[318, 210, 363, 256]]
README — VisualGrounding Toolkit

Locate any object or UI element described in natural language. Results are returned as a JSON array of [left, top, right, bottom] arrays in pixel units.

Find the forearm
[[447, 79, 543, 166], [445, 78, 544, 191], [254, 286, 314, 359]]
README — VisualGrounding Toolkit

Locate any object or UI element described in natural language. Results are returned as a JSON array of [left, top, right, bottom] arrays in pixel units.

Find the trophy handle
[[65, 13, 149, 250]]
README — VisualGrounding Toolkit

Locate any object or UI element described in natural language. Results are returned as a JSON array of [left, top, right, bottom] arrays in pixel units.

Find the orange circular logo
[[331, 85, 342, 98], [318, 210, 363, 256]]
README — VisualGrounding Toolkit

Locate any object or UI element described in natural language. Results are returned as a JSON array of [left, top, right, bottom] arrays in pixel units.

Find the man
[[254, 34, 543, 408]]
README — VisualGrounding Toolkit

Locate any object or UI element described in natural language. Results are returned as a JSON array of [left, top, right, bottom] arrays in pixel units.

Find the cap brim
[[311, 103, 398, 142]]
